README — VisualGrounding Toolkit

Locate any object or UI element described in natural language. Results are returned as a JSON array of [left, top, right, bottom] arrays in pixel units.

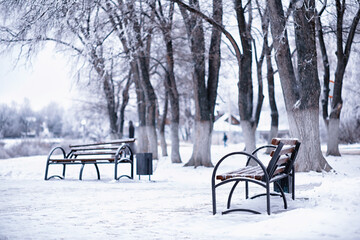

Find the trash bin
[[136, 153, 153, 180], [274, 176, 292, 194]]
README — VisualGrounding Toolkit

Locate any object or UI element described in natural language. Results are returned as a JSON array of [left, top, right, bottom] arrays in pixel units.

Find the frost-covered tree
[[317, 0, 360, 156], [177, 0, 222, 167], [268, 0, 331, 171], [0, 1, 131, 139], [151, 0, 182, 163]]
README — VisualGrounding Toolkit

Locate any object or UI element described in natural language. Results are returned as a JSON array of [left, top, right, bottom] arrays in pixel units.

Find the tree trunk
[[234, 0, 257, 155], [184, 121, 212, 167], [327, 1, 360, 155], [178, 0, 220, 167], [290, 109, 331, 171], [327, 118, 341, 156], [315, 11, 330, 128], [160, 3, 182, 163], [158, 92, 168, 157], [241, 120, 256, 154], [268, 0, 331, 172], [118, 74, 132, 138], [133, 64, 148, 154], [90, 47, 120, 139], [260, 4, 279, 146]]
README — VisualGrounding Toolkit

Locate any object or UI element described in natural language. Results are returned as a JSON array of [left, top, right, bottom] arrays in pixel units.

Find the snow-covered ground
[[1, 143, 360, 239]]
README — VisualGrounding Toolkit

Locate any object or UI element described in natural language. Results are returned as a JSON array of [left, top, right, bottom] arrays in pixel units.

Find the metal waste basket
[[274, 176, 292, 194], [136, 153, 153, 180]]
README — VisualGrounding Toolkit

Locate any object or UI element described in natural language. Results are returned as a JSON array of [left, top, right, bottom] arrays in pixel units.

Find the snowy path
[[1, 144, 360, 239]]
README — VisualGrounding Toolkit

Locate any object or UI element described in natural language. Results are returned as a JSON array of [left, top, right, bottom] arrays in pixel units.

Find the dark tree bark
[[315, 6, 330, 130], [327, 1, 360, 156], [154, 1, 182, 163], [158, 91, 168, 157], [256, 2, 279, 146], [234, 0, 257, 155], [118, 73, 132, 138], [268, 0, 331, 172], [178, 0, 222, 167], [104, 0, 149, 153]]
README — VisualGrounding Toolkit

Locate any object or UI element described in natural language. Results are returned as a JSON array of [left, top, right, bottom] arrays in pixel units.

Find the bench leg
[[79, 164, 84, 180], [266, 183, 271, 215], [212, 185, 217, 215], [94, 163, 100, 180], [62, 164, 66, 179], [292, 167, 295, 200], [227, 181, 240, 209], [79, 163, 101, 180], [44, 161, 50, 180]]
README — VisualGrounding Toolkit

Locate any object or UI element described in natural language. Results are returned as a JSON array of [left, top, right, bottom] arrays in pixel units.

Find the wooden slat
[[69, 138, 136, 148], [216, 166, 264, 181], [73, 151, 116, 156], [270, 146, 295, 157], [70, 146, 120, 151], [276, 156, 290, 166], [50, 158, 115, 163], [271, 138, 299, 146], [273, 166, 285, 176]]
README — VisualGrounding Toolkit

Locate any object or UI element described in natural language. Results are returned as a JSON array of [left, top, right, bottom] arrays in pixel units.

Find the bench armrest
[[212, 151, 270, 185], [47, 146, 67, 160], [115, 144, 134, 161], [245, 145, 276, 166]]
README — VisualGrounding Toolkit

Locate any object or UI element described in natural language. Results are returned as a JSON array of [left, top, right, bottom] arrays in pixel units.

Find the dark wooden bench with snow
[[211, 138, 301, 215], [45, 138, 135, 181]]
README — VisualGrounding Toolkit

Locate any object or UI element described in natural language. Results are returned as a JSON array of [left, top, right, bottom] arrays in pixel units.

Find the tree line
[[0, 0, 359, 171]]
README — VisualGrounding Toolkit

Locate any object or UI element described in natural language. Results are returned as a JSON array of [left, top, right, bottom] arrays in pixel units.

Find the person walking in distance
[[129, 121, 135, 153], [223, 133, 228, 147]]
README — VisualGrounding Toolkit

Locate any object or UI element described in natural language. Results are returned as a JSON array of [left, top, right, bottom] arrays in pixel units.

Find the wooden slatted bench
[[45, 138, 135, 181], [211, 138, 301, 215]]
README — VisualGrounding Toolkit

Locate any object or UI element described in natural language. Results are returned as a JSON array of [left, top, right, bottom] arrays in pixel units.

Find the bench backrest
[[265, 138, 300, 180], [66, 138, 135, 159]]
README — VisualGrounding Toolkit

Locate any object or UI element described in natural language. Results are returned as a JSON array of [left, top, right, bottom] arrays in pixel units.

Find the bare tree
[[177, 0, 222, 167], [318, 0, 360, 156], [0, 1, 128, 139], [255, 1, 279, 147], [268, 0, 331, 171], [151, 0, 182, 163]]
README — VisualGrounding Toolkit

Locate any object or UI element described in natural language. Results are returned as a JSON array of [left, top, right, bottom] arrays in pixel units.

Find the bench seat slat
[[50, 158, 116, 162], [216, 166, 264, 181], [73, 151, 117, 156]]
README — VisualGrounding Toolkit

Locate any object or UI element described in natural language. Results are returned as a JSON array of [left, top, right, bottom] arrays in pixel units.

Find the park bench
[[45, 138, 135, 181], [211, 138, 301, 215]]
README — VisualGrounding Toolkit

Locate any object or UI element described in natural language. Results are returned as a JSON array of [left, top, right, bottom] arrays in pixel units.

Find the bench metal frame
[[211, 138, 300, 215], [45, 139, 135, 181]]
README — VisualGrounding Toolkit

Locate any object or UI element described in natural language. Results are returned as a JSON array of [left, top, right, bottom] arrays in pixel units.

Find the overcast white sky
[[0, 45, 74, 111]]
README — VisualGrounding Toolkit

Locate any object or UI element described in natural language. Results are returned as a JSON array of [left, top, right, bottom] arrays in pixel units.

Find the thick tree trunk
[[241, 120, 256, 165], [133, 65, 148, 154], [184, 121, 212, 167], [179, 0, 218, 167], [268, 0, 331, 172], [290, 109, 331, 172]]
